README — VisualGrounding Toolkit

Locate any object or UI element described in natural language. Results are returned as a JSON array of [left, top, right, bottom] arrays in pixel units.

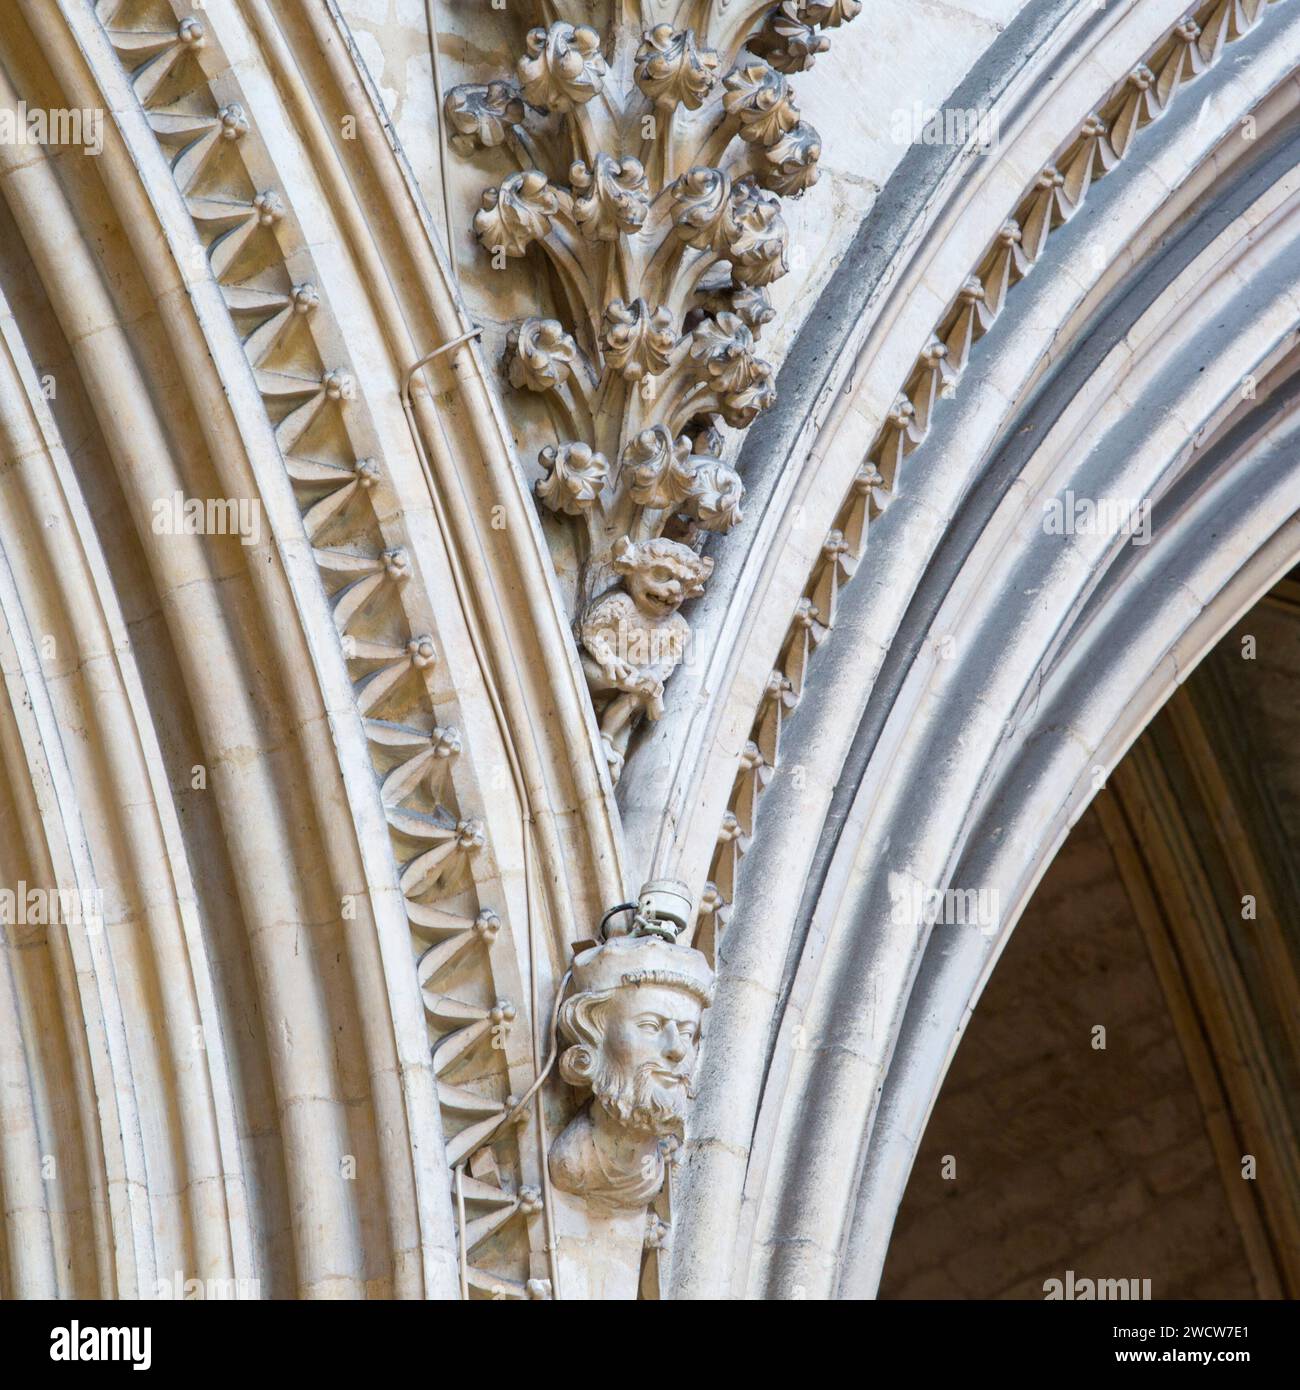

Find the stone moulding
[[1, 0, 1285, 1307], [446, 1, 859, 783], [93, 0, 552, 1300], [668, 0, 1300, 1302], [0, 205, 252, 1297], [692, 0, 1283, 961]]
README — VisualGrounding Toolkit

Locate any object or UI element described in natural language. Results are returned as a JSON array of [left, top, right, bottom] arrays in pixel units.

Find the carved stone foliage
[[551, 926, 714, 1211], [447, 2, 859, 779]]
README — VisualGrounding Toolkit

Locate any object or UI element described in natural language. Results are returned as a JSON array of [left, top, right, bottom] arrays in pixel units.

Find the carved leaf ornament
[[447, 3, 858, 779]]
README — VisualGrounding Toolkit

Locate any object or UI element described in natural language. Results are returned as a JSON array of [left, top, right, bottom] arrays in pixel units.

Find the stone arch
[[670, 0, 1300, 1299], [0, 0, 619, 1300], [2, 0, 1295, 1304]]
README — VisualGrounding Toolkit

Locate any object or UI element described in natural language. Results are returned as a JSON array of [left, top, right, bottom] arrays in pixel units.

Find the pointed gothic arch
[[670, 0, 1300, 1300]]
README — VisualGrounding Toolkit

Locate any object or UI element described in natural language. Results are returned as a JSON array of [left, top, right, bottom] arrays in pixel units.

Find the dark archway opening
[[881, 569, 1300, 1300]]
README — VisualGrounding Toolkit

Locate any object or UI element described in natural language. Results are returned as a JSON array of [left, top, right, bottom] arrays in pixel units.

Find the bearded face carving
[[549, 931, 713, 1212]]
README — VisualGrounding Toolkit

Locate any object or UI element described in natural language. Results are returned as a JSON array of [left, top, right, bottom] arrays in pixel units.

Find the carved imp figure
[[579, 536, 713, 782], [550, 931, 714, 1212]]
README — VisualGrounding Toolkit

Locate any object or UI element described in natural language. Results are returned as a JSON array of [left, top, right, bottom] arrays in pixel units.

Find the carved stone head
[[550, 932, 714, 1211], [611, 535, 713, 620]]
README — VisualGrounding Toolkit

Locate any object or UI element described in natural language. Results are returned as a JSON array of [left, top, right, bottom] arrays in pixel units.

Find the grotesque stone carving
[[550, 925, 714, 1211], [579, 537, 713, 781]]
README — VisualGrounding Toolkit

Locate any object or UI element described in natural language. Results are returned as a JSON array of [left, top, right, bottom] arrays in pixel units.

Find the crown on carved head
[[569, 932, 714, 1007]]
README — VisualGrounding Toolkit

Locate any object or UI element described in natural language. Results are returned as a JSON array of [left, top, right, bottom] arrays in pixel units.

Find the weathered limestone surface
[[0, 0, 1296, 1304]]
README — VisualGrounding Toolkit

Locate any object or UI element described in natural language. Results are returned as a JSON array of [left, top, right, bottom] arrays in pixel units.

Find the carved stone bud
[[645, 1214, 670, 1251], [518, 22, 607, 112], [602, 299, 677, 381], [570, 154, 650, 241], [803, 0, 862, 26], [431, 725, 462, 758], [671, 166, 735, 255], [690, 312, 764, 396], [625, 427, 695, 510], [673, 169, 787, 290], [683, 459, 745, 533], [723, 376, 777, 430], [722, 60, 800, 148], [473, 907, 501, 940], [507, 318, 577, 392], [536, 441, 608, 515], [685, 420, 725, 458], [727, 177, 789, 287], [291, 282, 319, 315], [1037, 165, 1065, 194], [624, 427, 743, 532], [473, 170, 556, 258], [444, 81, 525, 154], [759, 120, 822, 197], [699, 282, 776, 339], [690, 313, 776, 428], [253, 190, 284, 225], [749, 3, 831, 74], [323, 369, 353, 400], [218, 103, 249, 141], [698, 881, 724, 919], [407, 634, 436, 667], [634, 25, 720, 111]]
